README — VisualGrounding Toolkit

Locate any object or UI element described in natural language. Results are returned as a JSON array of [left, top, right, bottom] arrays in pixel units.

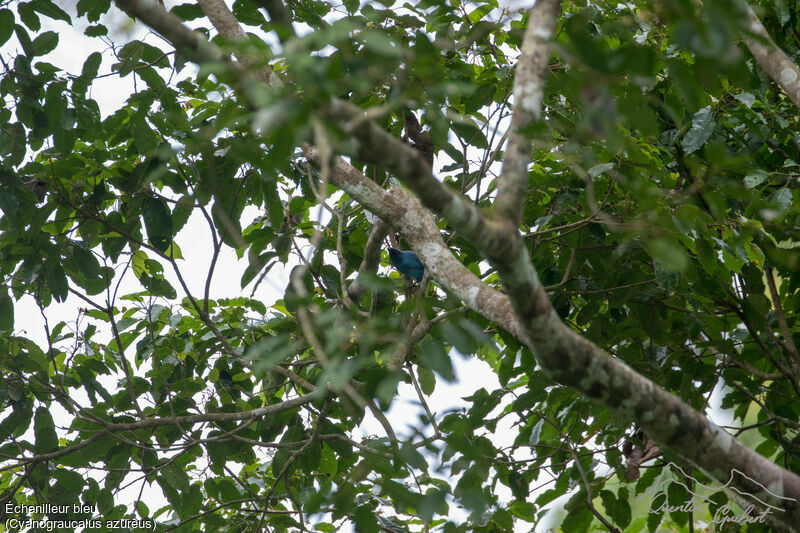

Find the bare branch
[[766, 265, 800, 369], [346, 218, 389, 303], [12, 392, 323, 465]]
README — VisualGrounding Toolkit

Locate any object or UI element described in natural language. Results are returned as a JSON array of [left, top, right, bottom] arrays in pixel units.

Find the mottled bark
[[198, 0, 245, 39], [303, 145, 523, 340], [198, 0, 281, 85], [494, 0, 560, 225], [741, 1, 800, 109], [116, 0, 217, 60]]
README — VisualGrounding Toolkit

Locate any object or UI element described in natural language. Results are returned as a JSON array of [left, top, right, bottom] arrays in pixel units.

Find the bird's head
[[387, 247, 400, 259]]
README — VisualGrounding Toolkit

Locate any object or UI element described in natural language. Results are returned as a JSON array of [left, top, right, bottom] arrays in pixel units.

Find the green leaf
[[18, 3, 40, 31], [600, 488, 631, 528], [52, 468, 85, 496], [452, 119, 489, 149], [84, 24, 107, 37], [529, 418, 544, 446], [772, 188, 792, 212], [113, 40, 170, 76], [418, 337, 455, 382], [647, 508, 663, 532], [733, 92, 755, 108], [211, 199, 243, 248], [319, 444, 338, 478], [0, 10, 14, 47], [561, 498, 592, 531], [682, 106, 714, 154], [418, 488, 447, 523], [647, 239, 688, 272], [0, 290, 13, 332], [170, 3, 204, 21], [0, 399, 34, 441], [744, 169, 768, 189], [439, 320, 477, 355], [508, 470, 529, 501], [69, 245, 101, 277], [45, 263, 69, 302], [418, 366, 436, 395], [77, 0, 112, 23], [142, 197, 173, 252], [468, 4, 494, 23], [509, 500, 536, 521], [30, 30, 59, 56], [360, 29, 401, 57], [31, 0, 71, 23], [81, 51, 102, 79], [34, 407, 58, 453], [774, 0, 790, 26], [353, 505, 379, 532]]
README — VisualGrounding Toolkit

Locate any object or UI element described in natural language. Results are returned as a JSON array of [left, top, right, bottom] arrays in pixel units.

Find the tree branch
[[197, 0, 281, 86], [740, 1, 800, 109], [766, 265, 800, 369], [495, 0, 560, 225], [319, 28, 800, 533], [302, 145, 523, 340], [12, 392, 323, 465], [346, 218, 389, 303]]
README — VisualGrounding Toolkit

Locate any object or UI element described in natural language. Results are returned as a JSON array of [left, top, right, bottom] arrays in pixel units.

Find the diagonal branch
[[740, 1, 800, 109], [197, 0, 282, 86], [116, 0, 219, 61], [302, 145, 522, 340], [765, 265, 800, 369]]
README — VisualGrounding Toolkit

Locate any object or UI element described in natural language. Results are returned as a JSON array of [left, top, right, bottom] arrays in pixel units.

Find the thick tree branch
[[197, 0, 281, 85], [198, 0, 245, 39], [740, 1, 800, 109], [325, 100, 515, 262], [495, 0, 560, 225], [302, 145, 522, 340]]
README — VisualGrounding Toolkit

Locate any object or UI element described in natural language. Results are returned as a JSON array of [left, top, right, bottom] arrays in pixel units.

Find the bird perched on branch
[[388, 247, 424, 282]]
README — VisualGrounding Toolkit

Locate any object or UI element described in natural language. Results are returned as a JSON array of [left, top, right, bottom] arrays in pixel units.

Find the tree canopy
[[1, 0, 800, 531]]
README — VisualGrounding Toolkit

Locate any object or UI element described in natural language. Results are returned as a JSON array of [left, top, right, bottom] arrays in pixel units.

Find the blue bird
[[388, 247, 425, 282]]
